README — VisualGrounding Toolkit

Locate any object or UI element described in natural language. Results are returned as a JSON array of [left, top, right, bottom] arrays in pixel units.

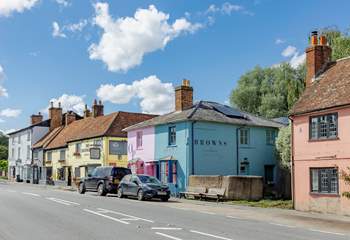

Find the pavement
[[0, 180, 350, 240]]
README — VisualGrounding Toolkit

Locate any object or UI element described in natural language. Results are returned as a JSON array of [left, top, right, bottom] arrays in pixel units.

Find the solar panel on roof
[[209, 102, 246, 118]]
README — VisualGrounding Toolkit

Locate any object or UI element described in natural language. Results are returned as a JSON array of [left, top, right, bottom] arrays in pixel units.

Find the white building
[[8, 113, 49, 182]]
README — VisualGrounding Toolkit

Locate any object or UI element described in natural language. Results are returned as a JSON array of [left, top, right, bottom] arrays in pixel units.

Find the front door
[[67, 167, 72, 186]]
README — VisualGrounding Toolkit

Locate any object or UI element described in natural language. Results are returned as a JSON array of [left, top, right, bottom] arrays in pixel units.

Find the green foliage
[[230, 63, 305, 118], [0, 160, 8, 171], [275, 126, 291, 170], [0, 145, 8, 160], [228, 199, 292, 209], [320, 27, 350, 60], [0, 132, 8, 146]]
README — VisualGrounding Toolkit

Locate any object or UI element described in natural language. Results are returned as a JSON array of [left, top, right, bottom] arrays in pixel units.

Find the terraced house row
[[7, 80, 286, 194]]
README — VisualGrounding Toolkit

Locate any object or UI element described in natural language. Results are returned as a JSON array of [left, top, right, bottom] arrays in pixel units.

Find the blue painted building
[[125, 80, 284, 194]]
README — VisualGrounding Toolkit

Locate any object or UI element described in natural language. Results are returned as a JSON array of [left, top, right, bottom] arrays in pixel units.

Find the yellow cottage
[[34, 101, 156, 186]]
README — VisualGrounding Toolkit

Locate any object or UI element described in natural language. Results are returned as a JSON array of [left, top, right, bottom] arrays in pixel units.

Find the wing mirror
[[133, 180, 139, 185], [87, 174, 92, 177]]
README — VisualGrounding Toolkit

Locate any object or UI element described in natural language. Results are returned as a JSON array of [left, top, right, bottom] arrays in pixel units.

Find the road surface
[[0, 181, 348, 240]]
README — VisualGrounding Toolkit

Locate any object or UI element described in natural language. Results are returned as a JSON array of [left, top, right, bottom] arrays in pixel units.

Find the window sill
[[310, 192, 340, 198], [308, 137, 339, 142], [168, 145, 177, 148]]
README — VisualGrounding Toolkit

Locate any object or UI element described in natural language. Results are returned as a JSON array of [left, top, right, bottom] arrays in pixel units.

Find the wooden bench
[[202, 188, 226, 202], [179, 186, 207, 199]]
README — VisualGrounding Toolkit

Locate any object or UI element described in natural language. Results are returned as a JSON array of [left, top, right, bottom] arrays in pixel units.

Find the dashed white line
[[151, 227, 183, 231], [46, 197, 80, 206], [269, 223, 296, 228], [190, 230, 233, 240], [97, 208, 154, 223], [198, 211, 216, 215], [226, 216, 244, 220], [155, 232, 183, 240], [6, 190, 16, 193], [309, 229, 345, 236], [83, 209, 130, 225], [22, 192, 40, 197]]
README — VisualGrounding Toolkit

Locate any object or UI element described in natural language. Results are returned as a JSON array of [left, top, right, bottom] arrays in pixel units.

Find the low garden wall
[[189, 175, 263, 201]]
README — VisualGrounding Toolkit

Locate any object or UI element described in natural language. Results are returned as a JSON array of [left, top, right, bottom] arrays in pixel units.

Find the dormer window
[[309, 113, 338, 140]]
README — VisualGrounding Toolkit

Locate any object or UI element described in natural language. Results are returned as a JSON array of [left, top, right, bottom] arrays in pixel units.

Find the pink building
[[127, 126, 157, 176], [290, 31, 350, 215]]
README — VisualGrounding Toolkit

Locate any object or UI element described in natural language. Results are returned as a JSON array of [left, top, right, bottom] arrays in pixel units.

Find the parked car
[[78, 166, 131, 196], [117, 174, 170, 201]]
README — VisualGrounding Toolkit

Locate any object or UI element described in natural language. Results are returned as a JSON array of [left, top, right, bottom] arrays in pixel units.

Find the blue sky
[[0, 0, 350, 132]]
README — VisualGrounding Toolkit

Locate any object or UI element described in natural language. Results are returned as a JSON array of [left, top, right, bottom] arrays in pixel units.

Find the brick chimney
[[305, 31, 332, 87], [92, 99, 104, 117], [175, 79, 193, 111], [30, 112, 43, 125], [65, 111, 76, 126], [83, 104, 91, 118], [49, 101, 63, 131]]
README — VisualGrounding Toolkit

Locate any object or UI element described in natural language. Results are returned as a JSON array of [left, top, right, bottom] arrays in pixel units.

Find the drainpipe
[[191, 121, 197, 175], [236, 126, 245, 175], [289, 117, 295, 209]]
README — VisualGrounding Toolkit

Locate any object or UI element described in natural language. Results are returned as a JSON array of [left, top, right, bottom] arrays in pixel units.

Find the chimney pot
[[311, 31, 318, 46], [92, 100, 104, 117], [320, 35, 327, 46], [50, 101, 54, 108]]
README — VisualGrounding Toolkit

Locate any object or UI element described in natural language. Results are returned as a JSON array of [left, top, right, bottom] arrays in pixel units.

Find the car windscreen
[[112, 168, 132, 179], [138, 175, 161, 184]]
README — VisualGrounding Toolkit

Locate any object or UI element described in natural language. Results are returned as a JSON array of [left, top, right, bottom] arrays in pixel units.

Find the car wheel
[[137, 189, 144, 201], [97, 183, 107, 196], [78, 182, 86, 194], [161, 197, 169, 202], [117, 187, 124, 198]]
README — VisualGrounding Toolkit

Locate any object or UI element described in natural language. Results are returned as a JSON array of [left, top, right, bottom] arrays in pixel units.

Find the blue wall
[[155, 120, 279, 193]]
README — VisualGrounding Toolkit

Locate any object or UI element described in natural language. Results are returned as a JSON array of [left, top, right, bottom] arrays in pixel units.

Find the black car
[[117, 174, 170, 202], [78, 166, 131, 196]]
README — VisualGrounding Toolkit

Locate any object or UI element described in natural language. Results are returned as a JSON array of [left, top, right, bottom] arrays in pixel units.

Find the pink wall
[[292, 108, 350, 215], [127, 126, 155, 175]]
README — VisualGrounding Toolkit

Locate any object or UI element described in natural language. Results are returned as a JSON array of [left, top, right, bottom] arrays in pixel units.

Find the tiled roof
[[7, 119, 51, 135], [291, 57, 350, 115], [124, 101, 284, 131], [32, 127, 64, 149], [44, 112, 156, 150]]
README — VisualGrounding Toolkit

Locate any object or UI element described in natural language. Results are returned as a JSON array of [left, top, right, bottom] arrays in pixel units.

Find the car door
[[129, 176, 140, 196], [90, 168, 100, 190], [85, 168, 97, 189], [120, 175, 131, 195]]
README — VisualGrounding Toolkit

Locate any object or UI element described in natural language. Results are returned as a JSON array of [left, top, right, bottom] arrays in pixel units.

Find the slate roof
[[124, 101, 284, 131], [38, 112, 156, 150], [291, 57, 350, 115], [7, 119, 51, 135], [32, 127, 64, 149]]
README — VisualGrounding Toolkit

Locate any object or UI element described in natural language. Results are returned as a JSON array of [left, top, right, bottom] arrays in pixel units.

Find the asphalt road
[[0, 182, 349, 240]]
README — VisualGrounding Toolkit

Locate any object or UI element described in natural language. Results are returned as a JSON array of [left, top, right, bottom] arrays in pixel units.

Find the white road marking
[[97, 208, 154, 223], [155, 232, 183, 240], [226, 216, 244, 220], [22, 192, 40, 197], [46, 197, 80, 206], [6, 190, 16, 193], [151, 227, 183, 231], [309, 229, 345, 236], [269, 223, 296, 228], [198, 211, 216, 215], [169, 206, 190, 211], [190, 230, 233, 240], [83, 209, 129, 225]]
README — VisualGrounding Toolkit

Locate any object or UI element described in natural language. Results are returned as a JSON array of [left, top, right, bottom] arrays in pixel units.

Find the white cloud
[[0, 0, 39, 17], [0, 108, 22, 118], [0, 65, 8, 98], [281, 45, 306, 69], [55, 0, 70, 8], [290, 52, 306, 69], [44, 94, 86, 115], [89, 3, 202, 72], [97, 75, 174, 114], [281, 45, 297, 57], [66, 19, 88, 32], [52, 21, 66, 38], [206, 2, 243, 15], [275, 38, 285, 45]]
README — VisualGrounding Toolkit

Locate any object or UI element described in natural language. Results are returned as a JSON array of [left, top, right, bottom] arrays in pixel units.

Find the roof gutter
[[290, 102, 350, 117]]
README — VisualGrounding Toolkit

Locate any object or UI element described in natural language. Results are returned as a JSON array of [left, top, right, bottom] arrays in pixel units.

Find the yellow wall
[[45, 148, 67, 181], [45, 137, 128, 182], [104, 137, 128, 168]]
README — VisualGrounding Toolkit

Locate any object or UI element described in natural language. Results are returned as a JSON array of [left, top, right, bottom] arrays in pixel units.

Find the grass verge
[[227, 199, 293, 209]]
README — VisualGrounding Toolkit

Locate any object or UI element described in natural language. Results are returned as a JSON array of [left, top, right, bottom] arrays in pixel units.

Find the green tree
[[0, 160, 7, 171], [275, 126, 291, 170], [341, 168, 350, 199], [0, 145, 8, 160]]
